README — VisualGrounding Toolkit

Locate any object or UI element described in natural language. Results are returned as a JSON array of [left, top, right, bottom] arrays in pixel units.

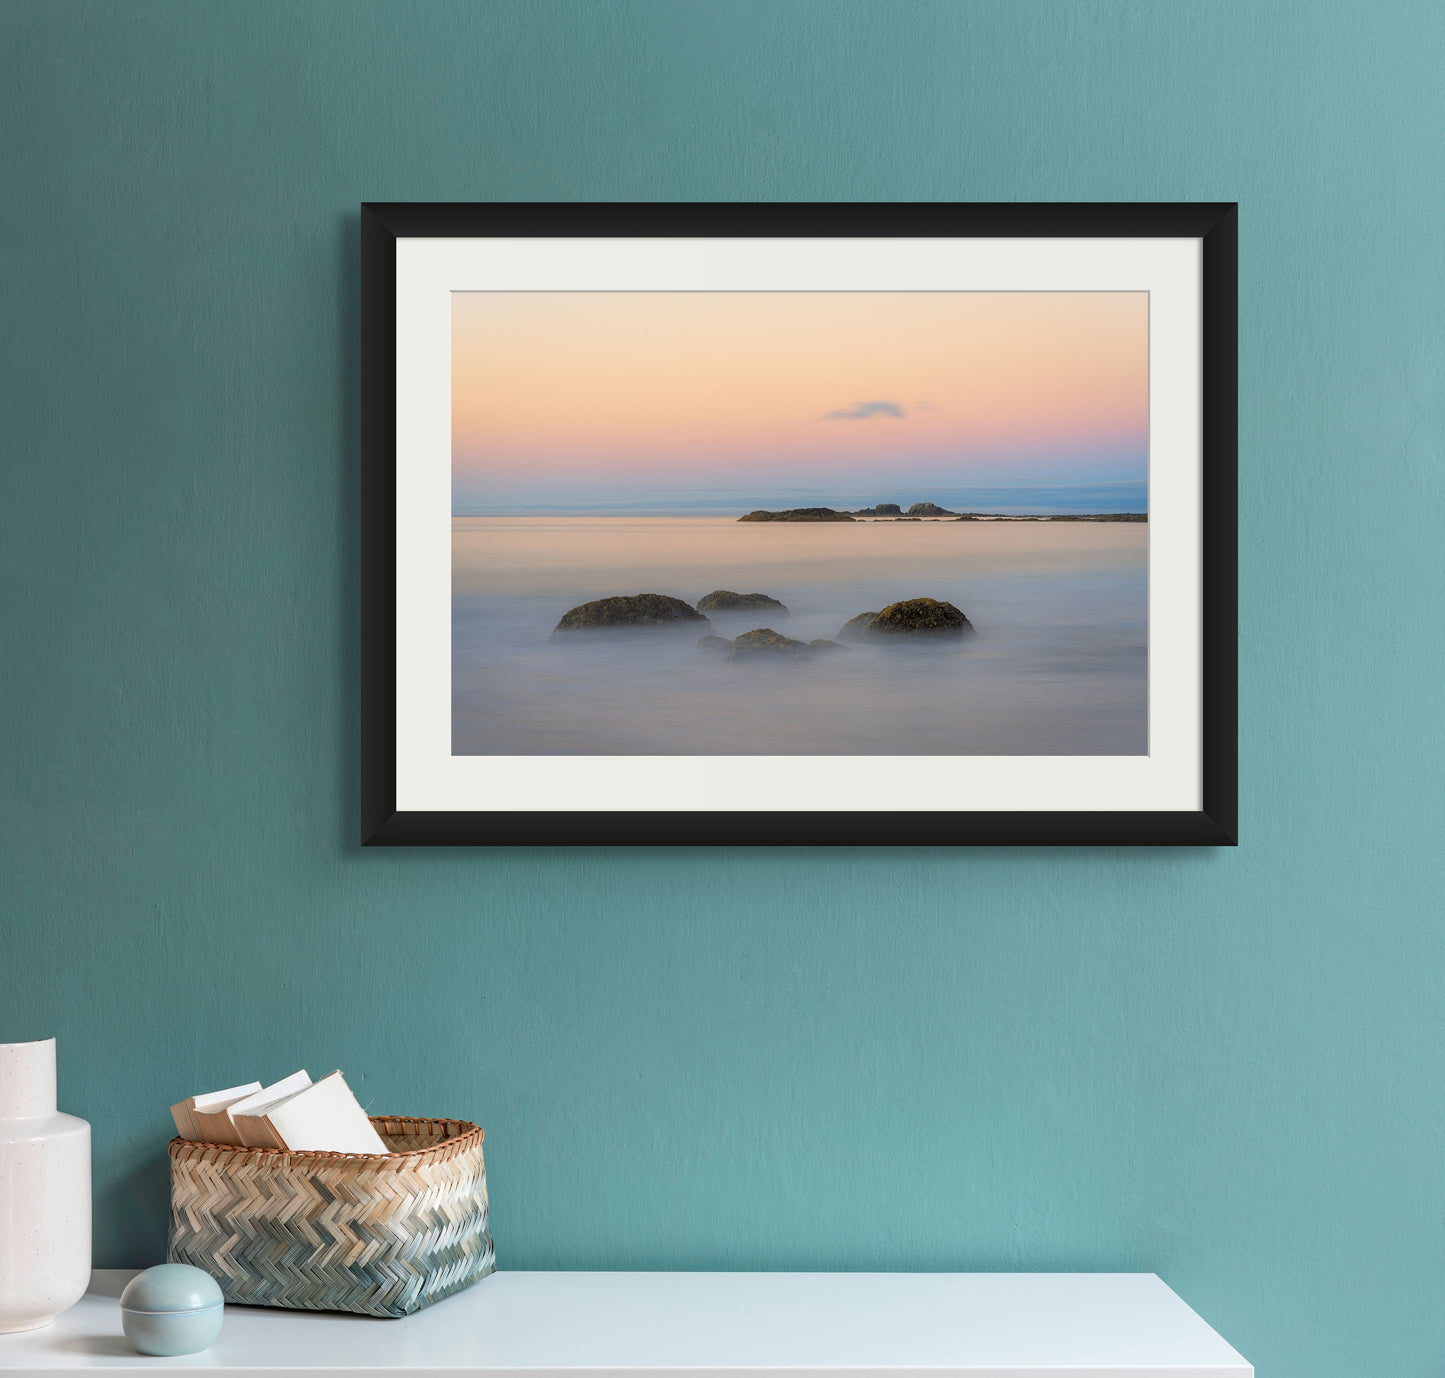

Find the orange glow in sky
[[453, 292, 1146, 509]]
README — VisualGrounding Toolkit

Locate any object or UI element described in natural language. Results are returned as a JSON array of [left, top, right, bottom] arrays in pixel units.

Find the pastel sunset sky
[[452, 292, 1147, 514]]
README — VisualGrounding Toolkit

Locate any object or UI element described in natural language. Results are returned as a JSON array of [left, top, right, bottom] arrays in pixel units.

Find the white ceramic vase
[[0, 1039, 91, 1332]]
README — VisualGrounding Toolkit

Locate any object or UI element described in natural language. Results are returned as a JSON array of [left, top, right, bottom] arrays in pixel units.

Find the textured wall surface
[[2, 3, 1443, 1374]]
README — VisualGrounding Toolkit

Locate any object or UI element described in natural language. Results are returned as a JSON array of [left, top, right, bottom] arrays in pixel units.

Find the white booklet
[[226, 1070, 314, 1146], [170, 1082, 262, 1141], [249, 1070, 387, 1154]]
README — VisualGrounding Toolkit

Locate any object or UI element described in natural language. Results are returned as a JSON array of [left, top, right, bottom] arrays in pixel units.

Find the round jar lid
[[120, 1264, 224, 1314]]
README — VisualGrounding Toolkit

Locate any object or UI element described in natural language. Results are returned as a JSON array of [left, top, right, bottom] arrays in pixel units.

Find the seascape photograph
[[452, 291, 1148, 757]]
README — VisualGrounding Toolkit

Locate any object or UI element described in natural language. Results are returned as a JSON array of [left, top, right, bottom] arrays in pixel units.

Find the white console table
[[0, 1271, 1250, 1377]]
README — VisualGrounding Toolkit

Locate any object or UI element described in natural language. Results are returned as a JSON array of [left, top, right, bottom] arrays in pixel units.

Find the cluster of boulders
[[554, 591, 976, 658], [552, 590, 794, 635]]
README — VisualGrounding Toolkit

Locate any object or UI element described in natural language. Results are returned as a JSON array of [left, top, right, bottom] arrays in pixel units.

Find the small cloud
[[823, 400, 905, 421]]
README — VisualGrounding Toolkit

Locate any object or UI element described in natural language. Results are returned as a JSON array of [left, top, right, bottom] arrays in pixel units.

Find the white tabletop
[[0, 1271, 1250, 1378]]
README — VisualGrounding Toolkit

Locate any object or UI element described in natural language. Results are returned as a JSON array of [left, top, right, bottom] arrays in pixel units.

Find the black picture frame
[[361, 202, 1236, 846]]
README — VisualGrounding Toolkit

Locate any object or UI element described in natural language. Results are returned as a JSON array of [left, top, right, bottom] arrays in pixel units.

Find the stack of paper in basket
[[170, 1070, 387, 1153]]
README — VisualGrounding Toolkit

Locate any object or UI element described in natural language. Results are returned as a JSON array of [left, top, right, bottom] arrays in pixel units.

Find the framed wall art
[[361, 202, 1236, 845]]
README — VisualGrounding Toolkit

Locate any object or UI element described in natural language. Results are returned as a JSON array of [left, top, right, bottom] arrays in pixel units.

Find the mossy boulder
[[554, 593, 707, 632], [737, 507, 855, 522], [837, 598, 975, 641], [697, 634, 732, 654], [696, 590, 789, 615], [872, 597, 974, 637], [837, 612, 881, 641], [726, 628, 811, 661]]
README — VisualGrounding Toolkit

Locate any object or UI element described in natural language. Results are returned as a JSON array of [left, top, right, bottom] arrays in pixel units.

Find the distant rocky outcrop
[[851, 501, 956, 517], [696, 590, 789, 615], [952, 511, 1147, 522], [697, 634, 732, 653], [808, 638, 847, 653], [738, 501, 1145, 523], [836, 598, 975, 641], [726, 628, 812, 660], [554, 594, 708, 632], [738, 508, 855, 522]]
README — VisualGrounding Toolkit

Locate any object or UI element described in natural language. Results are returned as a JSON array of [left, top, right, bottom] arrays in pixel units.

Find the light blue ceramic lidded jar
[[119, 1264, 224, 1356]]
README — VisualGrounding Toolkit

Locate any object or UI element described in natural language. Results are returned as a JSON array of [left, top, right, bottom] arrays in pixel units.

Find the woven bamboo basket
[[167, 1117, 494, 1318]]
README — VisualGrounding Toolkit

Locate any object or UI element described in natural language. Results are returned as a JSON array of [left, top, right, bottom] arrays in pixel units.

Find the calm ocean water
[[452, 517, 1147, 756]]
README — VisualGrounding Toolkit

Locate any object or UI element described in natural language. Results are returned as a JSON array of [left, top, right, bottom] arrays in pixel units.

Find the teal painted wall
[[2, 1, 1442, 1372]]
